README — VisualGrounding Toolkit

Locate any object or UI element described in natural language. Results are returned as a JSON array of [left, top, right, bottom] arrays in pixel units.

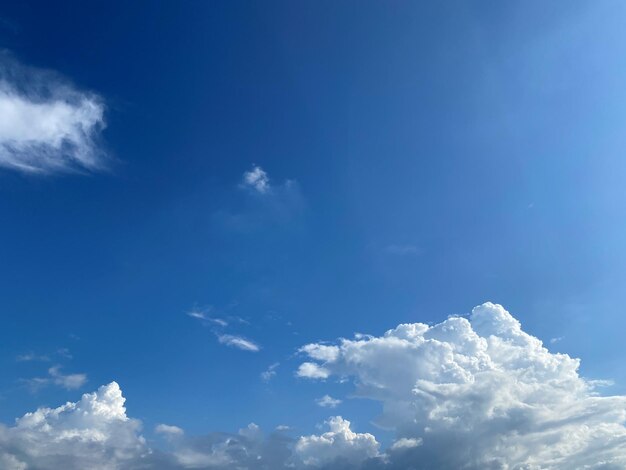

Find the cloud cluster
[[0, 53, 106, 174], [298, 302, 626, 469], [0, 382, 147, 469], [295, 416, 379, 467], [3, 303, 626, 469]]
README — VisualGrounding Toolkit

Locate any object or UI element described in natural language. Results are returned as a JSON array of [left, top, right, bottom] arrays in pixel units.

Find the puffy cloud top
[[3, 303, 626, 469], [0, 382, 146, 469], [299, 302, 626, 468], [295, 417, 379, 467]]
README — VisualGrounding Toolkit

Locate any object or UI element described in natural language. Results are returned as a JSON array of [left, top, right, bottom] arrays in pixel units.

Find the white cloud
[[24, 365, 87, 391], [295, 416, 379, 467], [261, 362, 279, 382], [315, 395, 342, 409], [155, 424, 184, 437], [48, 366, 87, 390], [296, 362, 330, 380], [217, 334, 260, 352], [186, 306, 228, 327], [0, 53, 107, 174], [241, 165, 270, 193], [390, 437, 422, 450], [297, 302, 626, 469], [186, 310, 207, 320], [4, 303, 626, 469], [0, 382, 147, 469], [299, 344, 340, 362]]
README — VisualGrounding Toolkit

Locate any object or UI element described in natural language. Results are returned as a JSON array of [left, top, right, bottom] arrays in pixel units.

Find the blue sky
[[2, 1, 626, 469]]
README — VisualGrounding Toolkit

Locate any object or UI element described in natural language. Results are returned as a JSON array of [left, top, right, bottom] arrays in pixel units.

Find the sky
[[2, 1, 626, 468]]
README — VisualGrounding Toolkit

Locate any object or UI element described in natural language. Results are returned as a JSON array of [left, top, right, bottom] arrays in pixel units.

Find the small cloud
[[384, 244, 420, 256], [48, 365, 87, 390], [186, 306, 228, 327], [261, 362, 279, 382], [275, 424, 291, 431], [217, 334, 260, 352], [187, 310, 207, 320], [23, 365, 87, 391], [296, 362, 329, 380], [155, 424, 184, 437], [240, 165, 270, 194], [16, 352, 50, 362], [391, 437, 422, 450], [215, 166, 304, 233], [315, 395, 342, 408], [550, 336, 564, 344], [57, 348, 73, 359]]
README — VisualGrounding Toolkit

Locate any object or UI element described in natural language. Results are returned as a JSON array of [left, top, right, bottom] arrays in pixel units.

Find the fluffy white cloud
[[298, 302, 626, 469], [299, 344, 340, 362], [295, 416, 379, 467], [0, 53, 106, 174], [296, 362, 330, 379], [217, 334, 260, 352], [315, 395, 342, 409], [155, 424, 184, 437], [4, 303, 626, 469], [0, 382, 148, 469]]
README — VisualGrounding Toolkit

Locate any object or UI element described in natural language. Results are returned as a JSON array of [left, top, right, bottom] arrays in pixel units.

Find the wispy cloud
[[0, 52, 107, 174], [23, 365, 87, 392], [186, 306, 228, 327], [261, 362, 279, 382], [16, 352, 50, 362], [217, 334, 260, 352]]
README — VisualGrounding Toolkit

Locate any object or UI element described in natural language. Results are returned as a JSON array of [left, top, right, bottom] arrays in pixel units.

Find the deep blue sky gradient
[[2, 0, 626, 443]]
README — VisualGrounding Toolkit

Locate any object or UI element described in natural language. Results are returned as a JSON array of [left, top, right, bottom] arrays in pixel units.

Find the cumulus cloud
[[315, 395, 342, 409], [0, 382, 147, 469], [296, 362, 330, 380], [0, 53, 107, 174], [4, 303, 626, 469], [217, 334, 260, 352], [298, 302, 626, 469], [295, 416, 379, 467]]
